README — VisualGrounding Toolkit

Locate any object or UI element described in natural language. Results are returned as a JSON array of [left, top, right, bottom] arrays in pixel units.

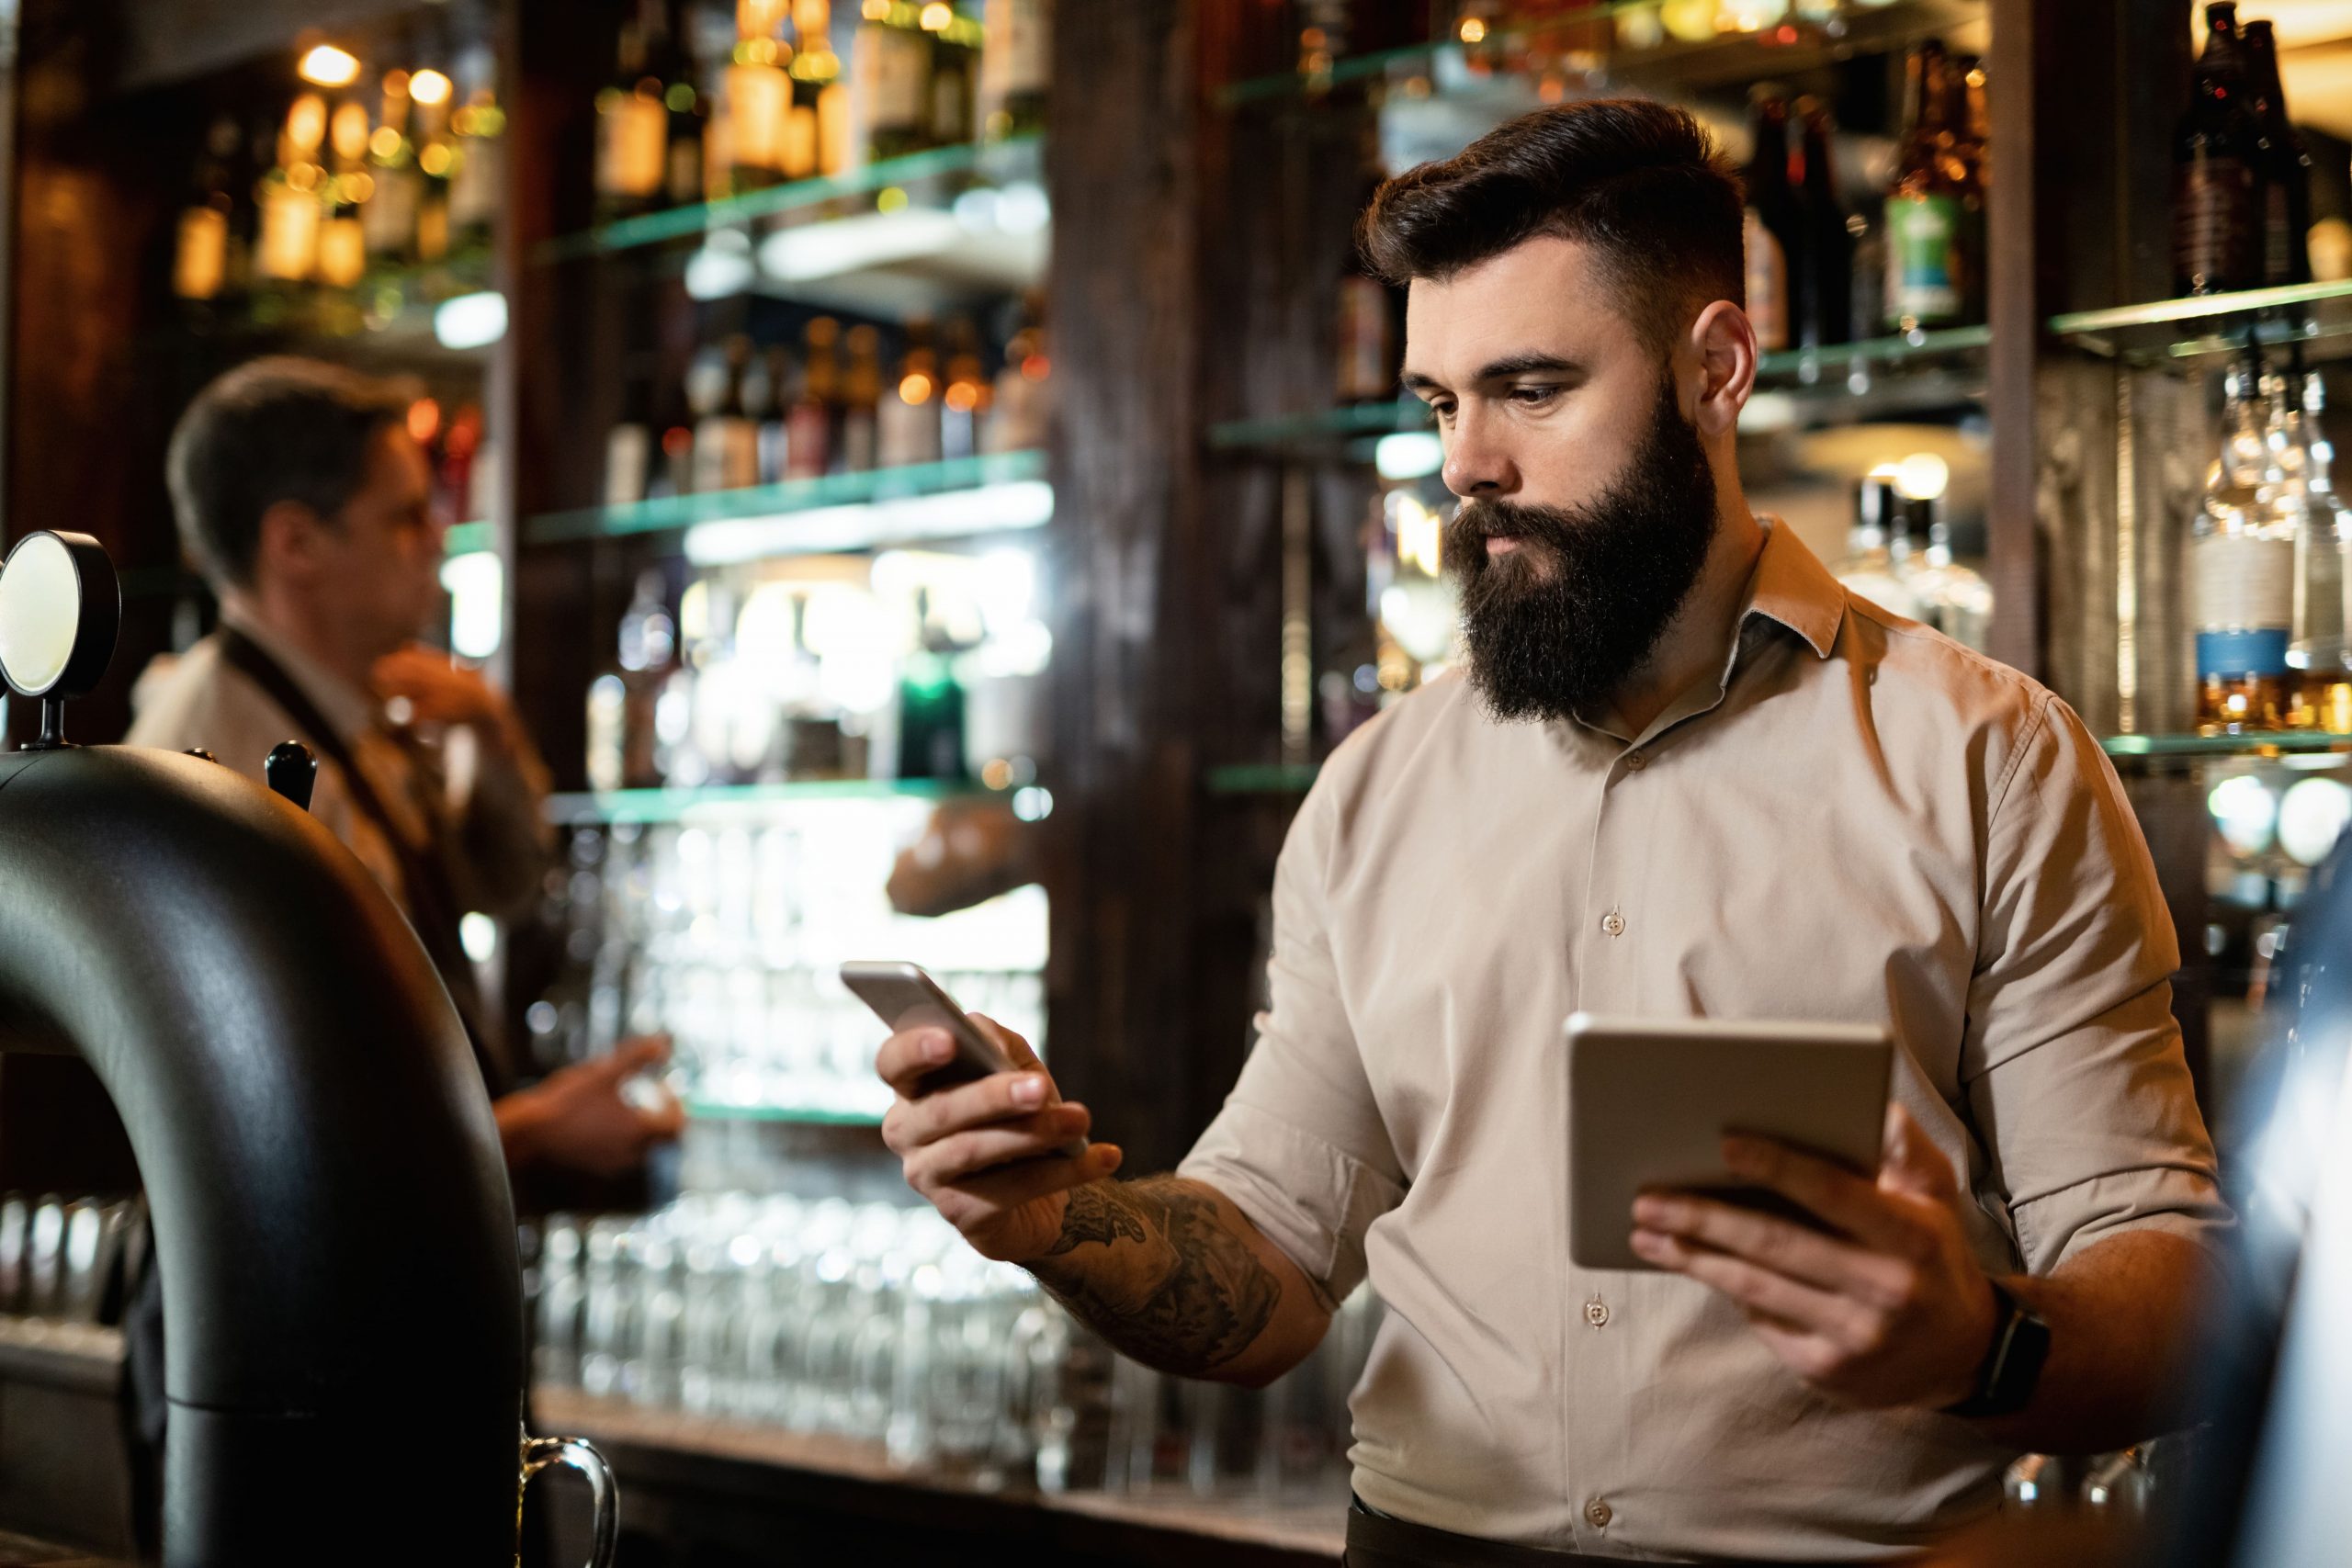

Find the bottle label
[[364, 168, 422, 254], [982, 0, 1050, 103], [856, 26, 929, 135], [451, 136, 502, 228], [174, 206, 229, 300], [729, 64, 792, 173], [2175, 157, 2256, 291], [1744, 209, 1788, 351], [605, 423, 651, 508], [1886, 193, 1962, 324], [2266, 180, 2294, 285], [597, 91, 668, 197], [2194, 531, 2295, 677], [257, 184, 321, 282]]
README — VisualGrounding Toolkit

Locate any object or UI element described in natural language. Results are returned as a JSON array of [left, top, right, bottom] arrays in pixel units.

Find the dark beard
[[1443, 369, 1721, 725]]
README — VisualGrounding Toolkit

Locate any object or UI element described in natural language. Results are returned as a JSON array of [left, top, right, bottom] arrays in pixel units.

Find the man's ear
[[1685, 299, 1757, 440], [253, 499, 329, 586]]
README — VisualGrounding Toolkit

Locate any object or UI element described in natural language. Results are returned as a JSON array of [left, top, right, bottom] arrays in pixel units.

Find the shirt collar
[[1740, 514, 1845, 660], [217, 603, 382, 743]]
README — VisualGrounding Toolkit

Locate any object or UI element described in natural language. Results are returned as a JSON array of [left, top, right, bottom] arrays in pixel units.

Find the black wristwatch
[[1941, 1278, 2050, 1418]]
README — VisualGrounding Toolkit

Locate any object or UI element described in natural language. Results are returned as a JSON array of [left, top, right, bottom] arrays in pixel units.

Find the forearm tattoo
[[1026, 1178, 1282, 1377]]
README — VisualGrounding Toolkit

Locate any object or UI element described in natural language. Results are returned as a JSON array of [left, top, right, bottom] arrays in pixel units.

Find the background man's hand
[[1630, 1102, 1999, 1410], [498, 1035, 685, 1179], [878, 1015, 1122, 1263], [374, 644, 508, 725]]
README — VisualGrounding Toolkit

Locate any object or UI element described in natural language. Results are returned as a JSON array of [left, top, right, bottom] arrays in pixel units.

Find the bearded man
[[871, 100, 2230, 1565]]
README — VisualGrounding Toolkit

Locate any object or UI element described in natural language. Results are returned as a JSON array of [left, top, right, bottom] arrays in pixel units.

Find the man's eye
[[1510, 386, 1558, 405], [1431, 402, 1457, 424]]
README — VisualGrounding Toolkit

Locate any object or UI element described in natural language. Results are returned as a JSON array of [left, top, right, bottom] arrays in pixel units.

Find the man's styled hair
[[1356, 98, 1746, 353], [166, 355, 417, 587]]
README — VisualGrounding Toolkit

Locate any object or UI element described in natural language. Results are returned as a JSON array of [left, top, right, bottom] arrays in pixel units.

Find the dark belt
[[1343, 1499, 1931, 1568]]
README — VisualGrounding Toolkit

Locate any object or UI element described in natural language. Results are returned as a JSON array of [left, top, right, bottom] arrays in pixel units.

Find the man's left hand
[[1630, 1102, 1999, 1411], [374, 644, 512, 731]]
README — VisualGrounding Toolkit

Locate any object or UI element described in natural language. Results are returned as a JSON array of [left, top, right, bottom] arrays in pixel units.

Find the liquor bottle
[[725, 0, 793, 194], [786, 316, 842, 479], [447, 47, 506, 253], [896, 587, 969, 782], [1958, 52, 1990, 189], [586, 570, 678, 792], [605, 359, 657, 508], [1795, 96, 1851, 348], [2291, 370, 2352, 730], [596, 1, 669, 222], [739, 346, 778, 486], [757, 343, 795, 482], [363, 72, 424, 265], [841, 323, 883, 472], [1894, 495, 1994, 651], [922, 1, 977, 149], [877, 316, 945, 468], [174, 116, 244, 302], [1742, 88, 1804, 354], [317, 98, 373, 288], [2195, 348, 2298, 732], [1833, 475, 1925, 619], [2174, 3, 2264, 296], [690, 336, 762, 494], [940, 316, 991, 460], [410, 63, 457, 263], [257, 94, 329, 288], [985, 292, 1050, 453], [793, 0, 852, 175], [853, 3, 933, 162], [656, 0, 708, 210], [1884, 42, 1972, 332], [2243, 19, 2313, 288], [978, 0, 1049, 141], [1335, 271, 1396, 404]]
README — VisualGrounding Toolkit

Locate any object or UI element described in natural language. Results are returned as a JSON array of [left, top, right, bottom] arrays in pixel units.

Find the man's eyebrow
[[1400, 354, 1584, 396]]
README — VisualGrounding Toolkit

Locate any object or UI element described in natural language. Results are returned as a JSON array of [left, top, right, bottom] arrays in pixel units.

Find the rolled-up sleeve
[[1178, 777, 1407, 1308], [1962, 694, 2233, 1275]]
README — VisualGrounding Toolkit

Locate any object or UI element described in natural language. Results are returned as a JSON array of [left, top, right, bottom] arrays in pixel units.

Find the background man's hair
[[165, 355, 417, 587], [1356, 98, 1746, 353]]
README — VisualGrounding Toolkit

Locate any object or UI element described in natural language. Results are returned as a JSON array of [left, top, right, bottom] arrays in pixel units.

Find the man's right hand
[[878, 1016, 1123, 1262], [497, 1035, 685, 1179]]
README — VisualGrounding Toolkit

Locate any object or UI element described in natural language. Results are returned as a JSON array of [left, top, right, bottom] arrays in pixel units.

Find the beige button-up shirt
[[1178, 520, 2229, 1562], [124, 609, 549, 925]]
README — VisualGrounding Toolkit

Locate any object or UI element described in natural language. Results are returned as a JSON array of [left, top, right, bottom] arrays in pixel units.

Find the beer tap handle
[[264, 741, 318, 812]]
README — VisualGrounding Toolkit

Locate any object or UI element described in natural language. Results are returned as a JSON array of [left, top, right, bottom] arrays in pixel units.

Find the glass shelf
[[1208, 327, 1991, 457], [2101, 732, 2352, 764], [2049, 279, 2352, 367], [169, 251, 498, 362], [443, 520, 493, 556], [1216, 0, 1982, 110], [545, 778, 1005, 827], [521, 449, 1049, 554], [1205, 763, 1324, 795], [683, 1101, 884, 1127], [536, 134, 1044, 265]]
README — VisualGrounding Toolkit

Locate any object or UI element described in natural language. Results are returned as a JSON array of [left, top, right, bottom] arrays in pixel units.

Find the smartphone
[[841, 960, 1021, 1090], [842, 961, 1084, 1156]]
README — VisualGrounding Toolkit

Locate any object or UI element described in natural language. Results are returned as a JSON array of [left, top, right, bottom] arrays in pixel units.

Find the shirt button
[[1585, 1298, 1611, 1328], [1600, 912, 1625, 938], [1586, 1499, 1613, 1529], [1623, 750, 1645, 772]]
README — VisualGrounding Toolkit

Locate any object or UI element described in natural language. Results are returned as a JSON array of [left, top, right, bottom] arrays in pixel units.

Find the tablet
[[1566, 1012, 1893, 1272]]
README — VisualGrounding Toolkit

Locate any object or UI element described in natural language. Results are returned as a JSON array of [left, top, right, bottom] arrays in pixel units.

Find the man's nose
[[1442, 407, 1519, 500]]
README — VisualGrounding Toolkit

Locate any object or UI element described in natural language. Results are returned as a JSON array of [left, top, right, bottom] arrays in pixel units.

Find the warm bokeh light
[[381, 68, 412, 97], [921, 2, 955, 30], [899, 373, 936, 405], [370, 126, 403, 161], [408, 398, 443, 445], [1894, 452, 1951, 502], [409, 68, 453, 106], [1458, 17, 1488, 43], [331, 102, 372, 162], [419, 143, 454, 177], [863, 0, 890, 17], [944, 383, 979, 412], [298, 45, 362, 88], [287, 93, 329, 154], [876, 186, 910, 213]]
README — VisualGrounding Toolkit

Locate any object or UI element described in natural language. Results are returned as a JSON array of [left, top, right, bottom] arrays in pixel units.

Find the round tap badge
[[0, 530, 119, 702]]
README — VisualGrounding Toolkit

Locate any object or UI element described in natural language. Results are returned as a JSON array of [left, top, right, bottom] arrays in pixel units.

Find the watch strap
[[1942, 1278, 2051, 1419]]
